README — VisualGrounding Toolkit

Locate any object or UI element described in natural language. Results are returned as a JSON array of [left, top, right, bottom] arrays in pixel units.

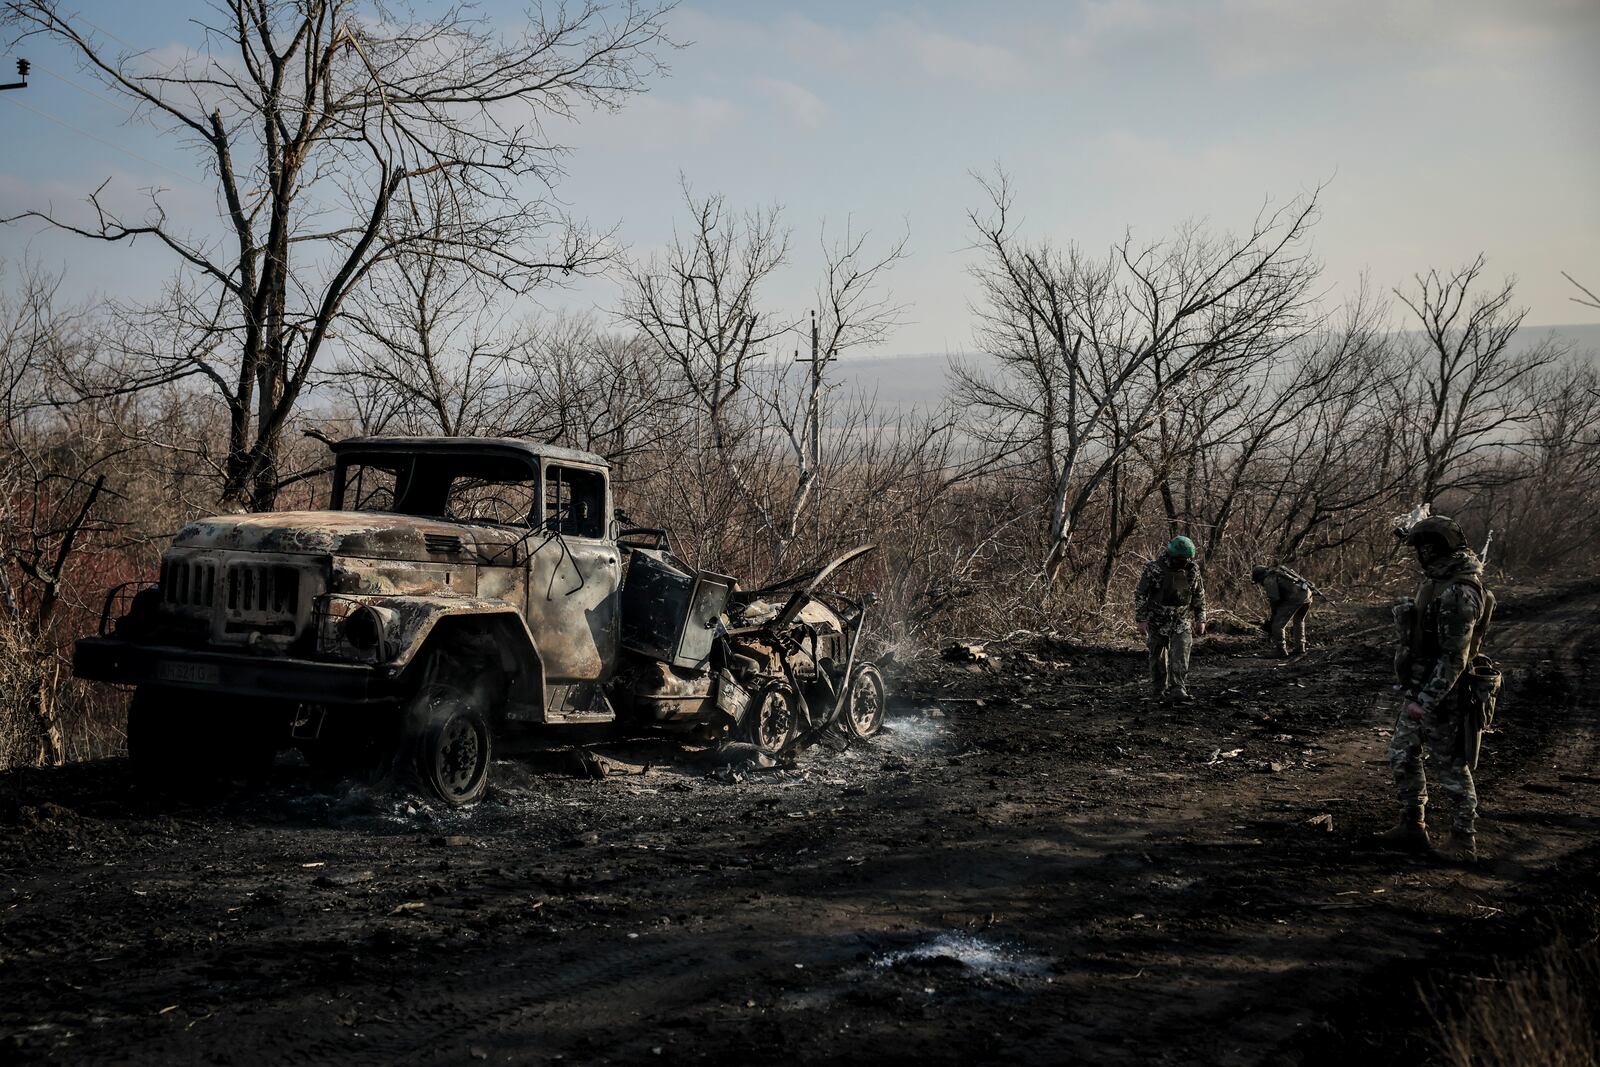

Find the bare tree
[[956, 172, 1322, 584], [1563, 271, 1599, 311], [330, 186, 518, 438], [502, 321, 687, 478], [752, 221, 908, 568], [0, 264, 146, 766], [4, 0, 675, 510], [620, 183, 792, 451], [1392, 256, 1561, 503]]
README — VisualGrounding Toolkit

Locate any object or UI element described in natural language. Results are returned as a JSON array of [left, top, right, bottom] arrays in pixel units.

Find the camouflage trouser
[[1267, 599, 1310, 655], [1146, 618, 1193, 695], [1388, 700, 1477, 832]]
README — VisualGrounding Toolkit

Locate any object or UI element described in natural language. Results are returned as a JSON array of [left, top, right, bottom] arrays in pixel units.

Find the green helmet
[[1403, 515, 1466, 551], [1167, 536, 1196, 559]]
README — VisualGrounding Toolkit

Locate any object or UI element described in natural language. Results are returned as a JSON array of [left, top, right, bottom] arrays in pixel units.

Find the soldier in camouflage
[[1375, 515, 1495, 863], [1134, 536, 1208, 704], [1251, 564, 1314, 656]]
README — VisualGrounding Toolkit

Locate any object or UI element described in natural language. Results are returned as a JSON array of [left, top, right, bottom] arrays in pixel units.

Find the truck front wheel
[[128, 686, 281, 787], [126, 685, 199, 786], [409, 681, 493, 807]]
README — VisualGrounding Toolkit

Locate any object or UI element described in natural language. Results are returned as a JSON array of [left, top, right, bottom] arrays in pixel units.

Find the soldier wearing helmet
[[1134, 536, 1208, 704], [1250, 563, 1315, 657], [1376, 514, 1496, 862]]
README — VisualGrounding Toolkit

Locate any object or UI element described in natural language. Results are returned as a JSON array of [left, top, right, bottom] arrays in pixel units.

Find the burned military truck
[[74, 437, 887, 805]]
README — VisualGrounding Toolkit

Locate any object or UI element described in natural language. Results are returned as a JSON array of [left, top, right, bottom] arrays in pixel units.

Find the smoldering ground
[[3, 580, 1599, 1066]]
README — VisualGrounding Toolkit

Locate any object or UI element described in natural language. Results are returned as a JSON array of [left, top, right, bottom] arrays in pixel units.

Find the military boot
[[1169, 688, 1196, 705], [1373, 813, 1432, 852], [1437, 830, 1477, 864]]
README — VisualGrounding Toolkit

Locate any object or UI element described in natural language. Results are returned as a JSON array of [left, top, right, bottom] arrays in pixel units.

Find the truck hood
[[173, 511, 523, 562]]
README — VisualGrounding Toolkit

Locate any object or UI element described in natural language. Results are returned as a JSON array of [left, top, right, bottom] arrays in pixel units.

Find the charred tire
[[216, 700, 284, 781], [843, 663, 888, 738], [745, 684, 797, 751], [126, 685, 200, 787], [409, 683, 493, 807]]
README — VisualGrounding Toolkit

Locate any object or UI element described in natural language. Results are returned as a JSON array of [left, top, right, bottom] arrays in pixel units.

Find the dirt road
[[3, 579, 1598, 1065]]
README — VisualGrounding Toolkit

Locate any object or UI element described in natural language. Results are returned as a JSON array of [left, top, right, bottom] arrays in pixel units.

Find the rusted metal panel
[[619, 550, 735, 669], [174, 511, 525, 566], [347, 594, 539, 673], [332, 435, 608, 471], [524, 533, 618, 683]]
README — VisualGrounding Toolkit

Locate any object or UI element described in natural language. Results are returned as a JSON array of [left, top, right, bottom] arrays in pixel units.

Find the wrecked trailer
[[616, 536, 886, 750], [73, 436, 888, 805]]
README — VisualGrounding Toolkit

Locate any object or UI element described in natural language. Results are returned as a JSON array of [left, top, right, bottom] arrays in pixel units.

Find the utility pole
[[794, 309, 830, 476], [0, 59, 30, 91]]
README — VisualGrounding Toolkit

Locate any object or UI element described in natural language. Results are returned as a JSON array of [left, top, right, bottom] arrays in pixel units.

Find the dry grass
[[1431, 936, 1600, 1067], [0, 616, 126, 771]]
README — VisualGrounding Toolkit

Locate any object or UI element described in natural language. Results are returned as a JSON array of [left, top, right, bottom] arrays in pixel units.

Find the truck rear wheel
[[843, 663, 887, 739], [745, 684, 796, 752]]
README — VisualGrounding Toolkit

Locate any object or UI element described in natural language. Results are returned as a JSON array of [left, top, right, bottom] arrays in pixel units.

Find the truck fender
[[345, 595, 547, 712]]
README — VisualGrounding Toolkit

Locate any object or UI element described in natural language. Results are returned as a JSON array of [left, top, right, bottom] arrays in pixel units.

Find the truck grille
[[157, 550, 316, 645], [161, 558, 217, 608], [226, 562, 301, 616]]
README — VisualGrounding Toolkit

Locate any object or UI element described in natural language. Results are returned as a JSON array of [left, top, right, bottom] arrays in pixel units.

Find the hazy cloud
[[566, 94, 741, 153], [1052, 0, 1600, 79], [899, 24, 1036, 88], [683, 8, 1041, 90], [754, 77, 826, 128]]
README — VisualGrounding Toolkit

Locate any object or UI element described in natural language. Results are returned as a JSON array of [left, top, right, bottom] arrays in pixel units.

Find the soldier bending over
[[1251, 564, 1315, 656]]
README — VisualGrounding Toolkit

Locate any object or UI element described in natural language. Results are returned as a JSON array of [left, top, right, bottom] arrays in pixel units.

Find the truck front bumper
[[73, 637, 387, 704]]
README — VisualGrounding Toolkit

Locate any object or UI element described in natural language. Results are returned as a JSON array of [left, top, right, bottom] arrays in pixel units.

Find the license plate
[[156, 661, 221, 686]]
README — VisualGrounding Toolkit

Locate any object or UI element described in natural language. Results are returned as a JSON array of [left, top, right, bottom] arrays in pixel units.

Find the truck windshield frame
[[332, 451, 541, 527]]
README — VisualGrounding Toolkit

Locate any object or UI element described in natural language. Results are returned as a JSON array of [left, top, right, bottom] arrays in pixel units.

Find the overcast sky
[[2, 0, 1597, 357]]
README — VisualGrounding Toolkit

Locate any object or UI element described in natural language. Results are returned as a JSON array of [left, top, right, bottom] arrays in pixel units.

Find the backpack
[[1277, 566, 1314, 595]]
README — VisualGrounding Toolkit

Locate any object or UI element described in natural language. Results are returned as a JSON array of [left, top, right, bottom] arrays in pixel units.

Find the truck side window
[[545, 466, 605, 538], [447, 476, 538, 527]]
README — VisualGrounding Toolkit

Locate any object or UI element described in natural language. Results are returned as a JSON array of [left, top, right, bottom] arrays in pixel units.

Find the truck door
[[525, 462, 620, 684]]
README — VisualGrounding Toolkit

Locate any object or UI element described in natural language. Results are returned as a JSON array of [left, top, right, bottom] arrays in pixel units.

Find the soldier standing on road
[[1134, 536, 1208, 704], [1375, 515, 1497, 863], [1251, 564, 1315, 656]]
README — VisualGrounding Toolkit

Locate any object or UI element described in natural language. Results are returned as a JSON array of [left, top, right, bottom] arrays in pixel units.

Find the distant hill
[[832, 323, 1600, 414]]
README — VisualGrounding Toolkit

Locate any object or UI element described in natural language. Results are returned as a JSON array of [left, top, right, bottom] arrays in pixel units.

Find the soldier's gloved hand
[[1136, 621, 1149, 637], [1196, 621, 1207, 636], [1404, 700, 1426, 722]]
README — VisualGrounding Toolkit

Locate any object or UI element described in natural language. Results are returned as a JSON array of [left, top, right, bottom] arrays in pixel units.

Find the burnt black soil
[[2, 579, 1598, 1066]]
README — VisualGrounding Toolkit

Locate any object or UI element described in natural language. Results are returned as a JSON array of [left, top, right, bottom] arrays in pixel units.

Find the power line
[[68, 11, 143, 54], [0, 93, 202, 188], [33, 60, 144, 122]]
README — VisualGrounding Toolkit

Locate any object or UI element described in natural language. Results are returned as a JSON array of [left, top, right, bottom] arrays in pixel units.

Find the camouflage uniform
[[1134, 556, 1207, 697], [1253, 565, 1314, 655], [1388, 549, 1492, 833]]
